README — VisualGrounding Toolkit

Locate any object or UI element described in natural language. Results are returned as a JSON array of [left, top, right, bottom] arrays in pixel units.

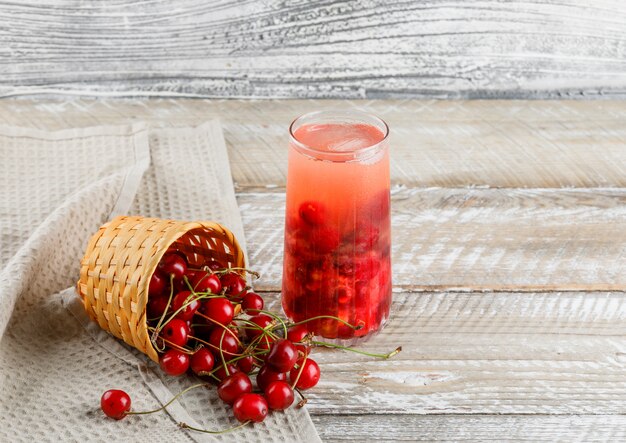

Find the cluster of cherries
[[101, 250, 328, 428], [101, 249, 400, 433]]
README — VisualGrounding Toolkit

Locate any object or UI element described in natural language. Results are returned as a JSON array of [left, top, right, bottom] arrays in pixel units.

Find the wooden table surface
[[4, 98, 626, 441], [4, 1, 626, 99]]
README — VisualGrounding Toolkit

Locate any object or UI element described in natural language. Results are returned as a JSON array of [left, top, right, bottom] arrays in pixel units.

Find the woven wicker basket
[[77, 215, 245, 362]]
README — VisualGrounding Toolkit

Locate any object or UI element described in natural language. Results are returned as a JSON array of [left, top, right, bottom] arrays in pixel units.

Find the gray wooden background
[[2, 0, 626, 99]]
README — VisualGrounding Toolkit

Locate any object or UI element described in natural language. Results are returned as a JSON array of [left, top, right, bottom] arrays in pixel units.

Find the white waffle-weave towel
[[0, 121, 321, 443]]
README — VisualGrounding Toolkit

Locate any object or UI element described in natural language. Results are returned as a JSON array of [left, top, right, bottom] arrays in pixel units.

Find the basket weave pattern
[[77, 215, 245, 362]]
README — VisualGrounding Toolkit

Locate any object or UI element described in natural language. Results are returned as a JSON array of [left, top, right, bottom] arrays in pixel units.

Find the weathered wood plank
[[260, 291, 626, 416], [240, 188, 626, 292], [4, 98, 626, 439], [2, 1, 626, 98], [2, 98, 626, 188], [311, 414, 626, 442]]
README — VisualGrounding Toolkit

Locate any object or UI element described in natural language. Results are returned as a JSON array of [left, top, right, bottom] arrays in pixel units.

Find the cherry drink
[[282, 111, 391, 343]]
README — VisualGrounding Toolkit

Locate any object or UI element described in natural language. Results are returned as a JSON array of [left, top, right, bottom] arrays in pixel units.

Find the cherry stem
[[187, 335, 241, 359], [147, 328, 194, 354], [216, 351, 263, 368], [243, 325, 280, 355], [183, 275, 195, 293], [187, 265, 228, 274], [185, 341, 263, 379], [158, 292, 212, 331], [214, 267, 260, 280], [194, 313, 243, 346], [127, 382, 209, 416], [179, 420, 251, 434], [290, 351, 309, 390], [295, 388, 308, 408], [235, 318, 281, 341], [312, 341, 402, 359], [219, 328, 229, 377], [250, 309, 288, 337], [242, 339, 270, 361], [286, 316, 363, 330]]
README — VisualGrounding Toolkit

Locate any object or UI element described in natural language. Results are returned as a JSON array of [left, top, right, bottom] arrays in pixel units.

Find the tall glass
[[282, 110, 391, 344]]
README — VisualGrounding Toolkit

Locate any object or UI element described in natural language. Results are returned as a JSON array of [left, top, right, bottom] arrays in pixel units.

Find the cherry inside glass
[[281, 110, 392, 344]]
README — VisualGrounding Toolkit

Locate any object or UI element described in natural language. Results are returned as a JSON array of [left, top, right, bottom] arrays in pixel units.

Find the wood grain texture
[[2, 98, 626, 188], [311, 414, 626, 442], [2, 1, 626, 98], [4, 97, 626, 439], [260, 290, 626, 415], [240, 188, 626, 292]]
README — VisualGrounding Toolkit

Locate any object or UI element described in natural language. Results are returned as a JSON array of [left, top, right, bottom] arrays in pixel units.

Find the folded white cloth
[[0, 121, 321, 442]]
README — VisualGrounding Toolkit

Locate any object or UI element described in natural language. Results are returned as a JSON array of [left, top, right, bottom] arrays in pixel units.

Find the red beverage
[[282, 111, 391, 343]]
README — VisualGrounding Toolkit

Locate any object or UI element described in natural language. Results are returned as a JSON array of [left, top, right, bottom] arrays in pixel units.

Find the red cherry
[[205, 260, 225, 271], [256, 333, 276, 354], [232, 393, 268, 423], [201, 297, 234, 326], [173, 278, 189, 294], [256, 364, 287, 391], [179, 269, 197, 291], [100, 389, 131, 420], [287, 324, 311, 356], [208, 327, 240, 357], [309, 227, 340, 253], [158, 253, 187, 280], [190, 347, 215, 376], [220, 272, 247, 298], [184, 269, 198, 281], [353, 253, 381, 281], [171, 291, 200, 321], [241, 292, 264, 313], [159, 318, 189, 348], [147, 294, 170, 319], [191, 272, 222, 294], [338, 317, 355, 336], [290, 358, 320, 390], [335, 254, 355, 275], [264, 381, 294, 410], [237, 355, 256, 374], [245, 314, 273, 340], [213, 364, 239, 382], [149, 271, 167, 296], [192, 316, 214, 340], [187, 324, 196, 341], [299, 201, 326, 226], [287, 324, 309, 343], [267, 339, 299, 373], [355, 223, 380, 249], [218, 372, 253, 405], [159, 349, 190, 376]]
